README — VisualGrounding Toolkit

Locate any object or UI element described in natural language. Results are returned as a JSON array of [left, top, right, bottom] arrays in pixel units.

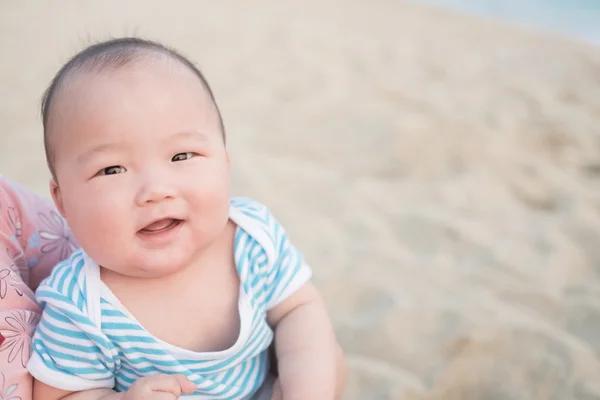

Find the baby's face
[[49, 60, 231, 278]]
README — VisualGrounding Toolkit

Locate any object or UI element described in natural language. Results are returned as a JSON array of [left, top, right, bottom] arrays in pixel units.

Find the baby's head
[[43, 37, 232, 278]]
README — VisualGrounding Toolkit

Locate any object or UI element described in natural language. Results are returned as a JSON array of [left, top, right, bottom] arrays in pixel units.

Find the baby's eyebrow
[[169, 130, 211, 143], [76, 141, 129, 164]]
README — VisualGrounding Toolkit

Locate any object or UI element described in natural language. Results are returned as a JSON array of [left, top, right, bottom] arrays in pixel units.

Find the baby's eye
[[98, 166, 127, 176], [172, 152, 195, 162]]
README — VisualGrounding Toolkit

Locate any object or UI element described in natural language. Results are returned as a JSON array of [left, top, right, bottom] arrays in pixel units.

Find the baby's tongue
[[143, 219, 174, 232]]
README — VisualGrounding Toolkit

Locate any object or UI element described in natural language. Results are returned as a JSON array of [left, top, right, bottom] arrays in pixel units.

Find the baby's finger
[[142, 374, 186, 396], [172, 374, 196, 394], [145, 393, 178, 400]]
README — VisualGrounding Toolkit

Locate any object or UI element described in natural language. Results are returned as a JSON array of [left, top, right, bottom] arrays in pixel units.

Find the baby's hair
[[41, 37, 225, 177]]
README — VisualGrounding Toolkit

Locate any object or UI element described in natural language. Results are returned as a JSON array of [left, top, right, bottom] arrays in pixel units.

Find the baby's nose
[[135, 178, 176, 205]]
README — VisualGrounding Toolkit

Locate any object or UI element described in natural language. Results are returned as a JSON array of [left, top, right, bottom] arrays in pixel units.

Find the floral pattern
[[0, 372, 21, 400], [5, 210, 20, 240], [0, 178, 82, 400], [0, 311, 38, 369], [38, 210, 76, 262], [0, 270, 22, 300], [4, 250, 25, 280]]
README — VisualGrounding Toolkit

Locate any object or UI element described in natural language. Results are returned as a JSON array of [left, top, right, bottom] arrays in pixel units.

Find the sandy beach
[[2, 1, 600, 398]]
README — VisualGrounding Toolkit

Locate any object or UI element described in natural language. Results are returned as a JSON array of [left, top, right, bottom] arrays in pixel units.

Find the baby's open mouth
[[139, 218, 183, 234]]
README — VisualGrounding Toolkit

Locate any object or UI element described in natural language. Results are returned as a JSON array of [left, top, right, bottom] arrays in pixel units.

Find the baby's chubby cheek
[[67, 199, 131, 243]]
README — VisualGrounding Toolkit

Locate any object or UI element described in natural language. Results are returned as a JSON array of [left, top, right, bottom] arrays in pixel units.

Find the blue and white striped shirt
[[27, 198, 312, 399]]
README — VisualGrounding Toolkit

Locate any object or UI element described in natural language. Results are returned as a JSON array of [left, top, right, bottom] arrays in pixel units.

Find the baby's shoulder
[[229, 197, 285, 244], [230, 197, 270, 217], [229, 197, 286, 267], [36, 248, 89, 308]]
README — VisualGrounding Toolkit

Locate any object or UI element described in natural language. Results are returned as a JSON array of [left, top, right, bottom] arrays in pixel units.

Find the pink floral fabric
[[0, 177, 76, 399]]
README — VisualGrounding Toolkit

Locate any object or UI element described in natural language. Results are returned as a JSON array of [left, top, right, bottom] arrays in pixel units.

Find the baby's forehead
[[68, 56, 209, 97], [51, 77, 217, 165], [48, 64, 218, 157], [51, 57, 216, 124]]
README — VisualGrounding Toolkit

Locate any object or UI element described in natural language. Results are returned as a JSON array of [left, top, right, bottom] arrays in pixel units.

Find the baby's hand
[[122, 374, 196, 399]]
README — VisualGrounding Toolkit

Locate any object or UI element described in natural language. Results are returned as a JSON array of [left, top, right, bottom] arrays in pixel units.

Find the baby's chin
[[130, 256, 194, 279], [99, 264, 185, 283], [100, 252, 197, 280], [122, 264, 182, 279]]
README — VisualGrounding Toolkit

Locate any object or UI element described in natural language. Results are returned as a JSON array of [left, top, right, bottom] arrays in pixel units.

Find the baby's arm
[[33, 374, 195, 400], [33, 380, 119, 400], [267, 282, 338, 400], [236, 199, 345, 398]]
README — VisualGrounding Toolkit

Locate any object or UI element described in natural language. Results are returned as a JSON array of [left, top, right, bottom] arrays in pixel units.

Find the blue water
[[413, 0, 600, 46]]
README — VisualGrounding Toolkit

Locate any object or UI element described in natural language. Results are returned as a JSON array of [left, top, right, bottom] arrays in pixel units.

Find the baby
[[26, 37, 344, 399]]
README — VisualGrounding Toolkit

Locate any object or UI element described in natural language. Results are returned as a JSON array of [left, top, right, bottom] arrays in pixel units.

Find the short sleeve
[[26, 266, 116, 391], [261, 210, 312, 310]]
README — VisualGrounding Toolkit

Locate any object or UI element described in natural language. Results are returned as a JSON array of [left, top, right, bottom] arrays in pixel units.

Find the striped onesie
[[26, 198, 312, 399]]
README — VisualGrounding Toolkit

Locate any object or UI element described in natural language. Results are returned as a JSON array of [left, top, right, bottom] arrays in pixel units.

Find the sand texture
[[1, 1, 600, 398]]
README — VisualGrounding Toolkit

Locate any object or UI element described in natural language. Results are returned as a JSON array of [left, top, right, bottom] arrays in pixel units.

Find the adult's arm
[[0, 177, 77, 400]]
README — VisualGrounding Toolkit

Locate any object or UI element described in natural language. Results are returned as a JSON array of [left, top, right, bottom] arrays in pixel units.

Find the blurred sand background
[[2, 1, 600, 398]]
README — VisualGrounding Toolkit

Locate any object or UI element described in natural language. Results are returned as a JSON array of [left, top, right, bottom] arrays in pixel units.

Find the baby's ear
[[49, 178, 66, 218]]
